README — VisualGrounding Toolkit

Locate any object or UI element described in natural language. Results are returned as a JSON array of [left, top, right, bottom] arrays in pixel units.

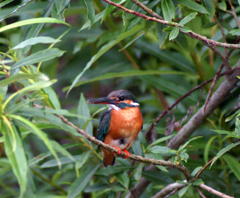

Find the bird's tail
[[103, 149, 115, 166]]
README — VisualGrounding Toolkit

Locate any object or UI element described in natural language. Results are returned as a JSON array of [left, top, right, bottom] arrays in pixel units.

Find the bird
[[89, 90, 143, 166]]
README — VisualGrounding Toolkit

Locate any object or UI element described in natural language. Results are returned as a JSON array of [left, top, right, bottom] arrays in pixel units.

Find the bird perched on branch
[[89, 90, 143, 166]]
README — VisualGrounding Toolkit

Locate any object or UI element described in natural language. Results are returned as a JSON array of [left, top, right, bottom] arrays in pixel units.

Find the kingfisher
[[89, 90, 143, 166]]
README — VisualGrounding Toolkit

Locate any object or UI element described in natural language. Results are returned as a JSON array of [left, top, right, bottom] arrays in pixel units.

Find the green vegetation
[[0, 0, 239, 197]]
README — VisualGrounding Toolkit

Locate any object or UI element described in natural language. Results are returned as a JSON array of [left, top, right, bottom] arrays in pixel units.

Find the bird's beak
[[88, 97, 115, 104]]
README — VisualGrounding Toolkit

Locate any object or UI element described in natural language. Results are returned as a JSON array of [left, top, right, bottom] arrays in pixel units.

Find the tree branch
[[168, 67, 240, 149], [199, 184, 234, 198], [102, 0, 240, 49], [151, 183, 186, 198]]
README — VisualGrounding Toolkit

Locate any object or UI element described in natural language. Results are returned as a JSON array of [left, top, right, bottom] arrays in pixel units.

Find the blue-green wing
[[96, 110, 111, 141]]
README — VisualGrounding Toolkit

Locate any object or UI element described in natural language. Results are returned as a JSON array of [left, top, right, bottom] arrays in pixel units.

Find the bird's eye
[[118, 96, 124, 101]]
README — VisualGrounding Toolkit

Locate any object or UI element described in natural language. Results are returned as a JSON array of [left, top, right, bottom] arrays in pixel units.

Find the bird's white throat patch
[[108, 101, 139, 111], [108, 104, 120, 111]]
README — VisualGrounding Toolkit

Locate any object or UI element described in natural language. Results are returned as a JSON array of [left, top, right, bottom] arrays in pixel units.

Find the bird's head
[[88, 90, 139, 110]]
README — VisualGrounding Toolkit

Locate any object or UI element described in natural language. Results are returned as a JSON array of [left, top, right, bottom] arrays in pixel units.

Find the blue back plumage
[[97, 110, 111, 141]]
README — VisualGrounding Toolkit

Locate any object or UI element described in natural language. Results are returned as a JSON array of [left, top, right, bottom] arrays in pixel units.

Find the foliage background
[[0, 0, 239, 198]]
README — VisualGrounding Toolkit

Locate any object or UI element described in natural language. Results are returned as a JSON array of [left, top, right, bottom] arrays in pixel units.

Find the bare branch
[[168, 67, 240, 149], [228, 0, 240, 29], [102, 0, 240, 49], [151, 183, 186, 198], [131, 0, 162, 19], [199, 184, 235, 198], [146, 69, 234, 141]]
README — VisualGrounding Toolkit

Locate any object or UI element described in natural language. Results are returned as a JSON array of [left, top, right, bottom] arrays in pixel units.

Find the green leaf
[[149, 134, 174, 147], [43, 87, 61, 109], [149, 146, 176, 155], [0, 17, 69, 33], [8, 114, 60, 167], [117, 172, 129, 189], [180, 0, 208, 14], [0, 73, 40, 87], [12, 36, 60, 50], [204, 136, 217, 162], [77, 94, 93, 135], [211, 142, 240, 167], [0, 0, 15, 8], [218, 1, 227, 11], [64, 70, 186, 90], [67, 24, 144, 94], [2, 80, 56, 111], [1, 116, 28, 196], [12, 48, 64, 70], [179, 12, 198, 26], [223, 154, 240, 181], [161, 0, 175, 21], [83, 0, 95, 25], [179, 136, 202, 151], [229, 29, 240, 36], [169, 27, 179, 40], [178, 185, 190, 197], [68, 164, 100, 198]]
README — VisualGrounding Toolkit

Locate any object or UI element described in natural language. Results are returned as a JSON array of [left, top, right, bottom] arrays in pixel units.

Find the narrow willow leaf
[[0, 17, 69, 33], [2, 80, 55, 111], [64, 70, 185, 90], [204, 136, 217, 162], [211, 142, 240, 167], [149, 146, 176, 155], [77, 94, 93, 135], [0, 0, 14, 8], [169, 27, 179, 40], [1, 117, 28, 196], [180, 0, 208, 14], [178, 185, 190, 197], [12, 36, 60, 50], [179, 136, 202, 151], [83, 0, 95, 25], [67, 24, 144, 94], [8, 114, 60, 166], [161, 0, 175, 21], [149, 135, 174, 147], [12, 48, 64, 69], [43, 87, 61, 109], [179, 12, 198, 26], [223, 155, 240, 181], [0, 73, 40, 87], [68, 164, 100, 198], [229, 29, 240, 36]]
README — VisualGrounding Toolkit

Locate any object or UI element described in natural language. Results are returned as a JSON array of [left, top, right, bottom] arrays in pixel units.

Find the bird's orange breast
[[108, 107, 143, 141]]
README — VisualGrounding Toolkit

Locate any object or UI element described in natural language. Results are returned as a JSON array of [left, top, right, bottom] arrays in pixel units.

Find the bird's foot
[[112, 146, 122, 155], [122, 149, 130, 159], [112, 147, 130, 158]]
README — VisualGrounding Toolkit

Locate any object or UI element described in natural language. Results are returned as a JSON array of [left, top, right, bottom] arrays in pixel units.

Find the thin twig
[[197, 188, 207, 198], [168, 67, 240, 149], [228, 0, 240, 29], [102, 0, 240, 49], [151, 183, 186, 198], [195, 159, 214, 179], [131, 0, 163, 19], [199, 184, 235, 198], [146, 69, 235, 141], [203, 63, 225, 112]]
